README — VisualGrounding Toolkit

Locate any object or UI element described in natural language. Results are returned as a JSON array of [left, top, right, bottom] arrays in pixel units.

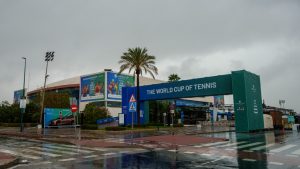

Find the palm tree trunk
[[136, 70, 140, 126]]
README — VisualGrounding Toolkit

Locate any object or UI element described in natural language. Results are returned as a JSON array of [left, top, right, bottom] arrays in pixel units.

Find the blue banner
[[13, 89, 26, 104]]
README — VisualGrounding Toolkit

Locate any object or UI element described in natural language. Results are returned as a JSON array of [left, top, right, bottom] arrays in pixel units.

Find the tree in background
[[168, 74, 181, 82], [118, 47, 158, 125], [0, 101, 39, 124], [31, 91, 70, 109]]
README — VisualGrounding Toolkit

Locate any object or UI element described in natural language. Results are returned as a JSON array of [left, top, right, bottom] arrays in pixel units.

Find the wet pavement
[[0, 128, 300, 168]]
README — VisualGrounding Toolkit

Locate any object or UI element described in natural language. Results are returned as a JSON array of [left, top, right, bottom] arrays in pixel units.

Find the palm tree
[[119, 47, 158, 125], [168, 74, 181, 82]]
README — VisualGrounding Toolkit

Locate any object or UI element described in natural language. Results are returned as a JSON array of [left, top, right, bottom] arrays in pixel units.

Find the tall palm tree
[[168, 73, 181, 82], [119, 47, 158, 125]]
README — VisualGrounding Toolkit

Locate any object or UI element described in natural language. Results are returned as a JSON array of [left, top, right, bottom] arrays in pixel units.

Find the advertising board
[[107, 72, 134, 100], [80, 73, 105, 102], [44, 108, 73, 127], [13, 89, 26, 104], [214, 95, 225, 107]]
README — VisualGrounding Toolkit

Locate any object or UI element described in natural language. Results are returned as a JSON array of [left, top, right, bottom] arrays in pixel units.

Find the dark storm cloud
[[0, 0, 299, 112]]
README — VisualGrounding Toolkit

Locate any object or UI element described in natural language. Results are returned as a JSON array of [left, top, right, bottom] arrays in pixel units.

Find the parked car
[[50, 115, 75, 126]]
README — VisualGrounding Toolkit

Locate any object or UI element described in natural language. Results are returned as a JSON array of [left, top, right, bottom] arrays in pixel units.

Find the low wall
[[198, 120, 235, 127]]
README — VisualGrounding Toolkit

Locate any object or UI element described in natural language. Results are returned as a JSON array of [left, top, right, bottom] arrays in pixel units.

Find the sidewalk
[[0, 125, 234, 148], [0, 152, 18, 169]]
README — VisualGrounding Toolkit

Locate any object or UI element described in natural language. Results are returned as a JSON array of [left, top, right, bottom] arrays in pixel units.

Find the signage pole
[[132, 111, 134, 129]]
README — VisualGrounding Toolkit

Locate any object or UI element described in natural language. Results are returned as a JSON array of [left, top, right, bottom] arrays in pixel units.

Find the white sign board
[[20, 99, 26, 109], [119, 113, 124, 125]]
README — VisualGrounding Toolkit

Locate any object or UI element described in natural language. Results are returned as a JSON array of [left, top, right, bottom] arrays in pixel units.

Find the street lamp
[[20, 57, 27, 132], [39, 51, 54, 129]]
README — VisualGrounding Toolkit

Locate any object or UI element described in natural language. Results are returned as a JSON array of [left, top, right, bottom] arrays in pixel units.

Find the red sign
[[71, 105, 78, 113]]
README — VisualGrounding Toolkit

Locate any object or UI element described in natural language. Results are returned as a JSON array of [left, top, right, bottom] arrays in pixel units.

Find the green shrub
[[81, 124, 98, 130], [105, 126, 127, 131], [147, 123, 164, 127], [83, 103, 111, 124], [126, 124, 148, 128], [173, 124, 184, 127]]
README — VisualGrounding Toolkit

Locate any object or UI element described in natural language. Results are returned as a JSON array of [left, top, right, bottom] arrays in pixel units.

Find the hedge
[[105, 126, 127, 131]]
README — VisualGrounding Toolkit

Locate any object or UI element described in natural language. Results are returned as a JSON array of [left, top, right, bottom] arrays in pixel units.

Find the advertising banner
[[214, 95, 225, 107], [107, 72, 134, 100], [139, 74, 233, 101], [80, 73, 105, 102], [13, 89, 26, 104], [44, 108, 73, 127]]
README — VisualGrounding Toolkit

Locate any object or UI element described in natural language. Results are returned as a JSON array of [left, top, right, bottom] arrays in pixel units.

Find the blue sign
[[96, 117, 118, 124], [176, 99, 208, 107], [14, 89, 26, 104], [129, 102, 136, 112]]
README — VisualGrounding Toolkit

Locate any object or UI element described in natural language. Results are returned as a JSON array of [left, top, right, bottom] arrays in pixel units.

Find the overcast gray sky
[[0, 0, 299, 112]]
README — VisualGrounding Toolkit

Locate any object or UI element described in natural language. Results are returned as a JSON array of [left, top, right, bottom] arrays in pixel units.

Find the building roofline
[[27, 84, 79, 95]]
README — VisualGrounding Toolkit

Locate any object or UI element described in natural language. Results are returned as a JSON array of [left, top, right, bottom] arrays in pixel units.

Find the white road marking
[[44, 145, 93, 153], [22, 149, 61, 157], [59, 158, 76, 162], [29, 146, 78, 155], [168, 150, 177, 152], [221, 155, 234, 159], [233, 142, 263, 149], [269, 162, 283, 165], [286, 154, 299, 158], [51, 144, 77, 148], [7, 164, 23, 169], [193, 145, 203, 148], [0, 149, 41, 160], [200, 153, 212, 157], [250, 143, 275, 151], [242, 158, 256, 162], [201, 141, 229, 147], [83, 155, 99, 158], [199, 156, 226, 166], [183, 151, 195, 154], [225, 148, 235, 151], [291, 148, 300, 155], [217, 141, 247, 148], [103, 152, 116, 156], [270, 144, 297, 153]]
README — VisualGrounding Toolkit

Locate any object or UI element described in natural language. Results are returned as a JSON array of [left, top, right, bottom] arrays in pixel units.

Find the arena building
[[26, 69, 215, 124]]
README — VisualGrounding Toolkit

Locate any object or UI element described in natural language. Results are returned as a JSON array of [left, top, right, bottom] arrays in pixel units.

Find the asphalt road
[[1, 130, 300, 169]]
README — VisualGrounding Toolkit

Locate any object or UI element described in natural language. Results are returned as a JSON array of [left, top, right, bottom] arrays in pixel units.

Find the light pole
[[20, 57, 26, 132], [39, 51, 54, 129]]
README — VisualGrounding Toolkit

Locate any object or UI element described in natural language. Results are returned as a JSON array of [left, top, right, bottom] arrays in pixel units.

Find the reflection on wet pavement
[[2, 130, 300, 169]]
